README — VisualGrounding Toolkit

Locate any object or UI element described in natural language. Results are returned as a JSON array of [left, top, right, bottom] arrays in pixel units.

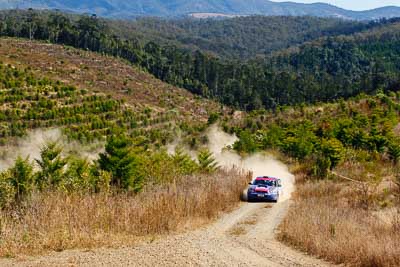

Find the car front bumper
[[248, 192, 278, 202]]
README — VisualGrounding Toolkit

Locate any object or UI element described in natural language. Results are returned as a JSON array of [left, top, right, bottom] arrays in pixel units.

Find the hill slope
[[2, 11, 400, 111], [1, 0, 400, 20], [0, 37, 221, 148], [113, 16, 369, 60]]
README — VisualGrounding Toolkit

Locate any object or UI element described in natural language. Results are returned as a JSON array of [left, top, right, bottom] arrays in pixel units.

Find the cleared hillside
[[0, 38, 220, 121]]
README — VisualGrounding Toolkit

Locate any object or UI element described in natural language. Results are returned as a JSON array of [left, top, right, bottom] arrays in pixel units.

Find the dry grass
[[278, 180, 400, 267], [241, 217, 258, 226], [229, 226, 247, 236], [0, 168, 248, 257]]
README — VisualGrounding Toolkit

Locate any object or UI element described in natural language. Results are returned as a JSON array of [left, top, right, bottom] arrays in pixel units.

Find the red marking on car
[[255, 187, 269, 193]]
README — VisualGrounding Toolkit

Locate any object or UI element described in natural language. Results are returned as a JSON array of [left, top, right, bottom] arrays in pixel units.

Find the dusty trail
[[1, 127, 332, 266]]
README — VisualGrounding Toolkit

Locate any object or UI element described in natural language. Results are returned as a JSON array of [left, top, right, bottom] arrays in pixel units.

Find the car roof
[[255, 176, 278, 181]]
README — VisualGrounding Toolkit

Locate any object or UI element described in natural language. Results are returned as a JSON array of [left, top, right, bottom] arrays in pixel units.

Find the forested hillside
[[1, 10, 400, 111], [111, 16, 370, 60]]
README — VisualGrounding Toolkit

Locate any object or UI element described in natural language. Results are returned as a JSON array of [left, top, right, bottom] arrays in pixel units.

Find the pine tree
[[35, 142, 67, 189], [388, 142, 400, 164], [9, 156, 33, 201], [197, 149, 218, 173], [172, 147, 198, 175], [98, 135, 144, 192]]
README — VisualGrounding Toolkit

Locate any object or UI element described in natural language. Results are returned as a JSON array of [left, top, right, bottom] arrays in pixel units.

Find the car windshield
[[254, 180, 274, 186]]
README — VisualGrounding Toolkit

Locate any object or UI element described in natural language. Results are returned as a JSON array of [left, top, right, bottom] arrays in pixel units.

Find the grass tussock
[[229, 226, 247, 236], [0, 168, 248, 257], [278, 180, 400, 267]]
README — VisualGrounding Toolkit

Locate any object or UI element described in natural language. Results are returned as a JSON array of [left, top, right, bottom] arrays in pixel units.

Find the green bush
[[313, 155, 331, 178], [172, 148, 198, 175], [9, 156, 34, 201], [388, 141, 400, 164], [234, 130, 258, 153], [320, 138, 345, 169], [0, 171, 16, 209], [207, 112, 219, 125], [61, 157, 92, 192]]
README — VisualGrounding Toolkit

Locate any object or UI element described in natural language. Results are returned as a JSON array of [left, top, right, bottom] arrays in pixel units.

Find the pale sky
[[271, 0, 400, 11]]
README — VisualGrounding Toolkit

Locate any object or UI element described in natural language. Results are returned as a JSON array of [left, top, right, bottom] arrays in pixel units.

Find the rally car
[[247, 176, 282, 202]]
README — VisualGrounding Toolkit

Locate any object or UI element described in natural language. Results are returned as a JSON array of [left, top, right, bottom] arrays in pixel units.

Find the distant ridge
[[0, 0, 400, 20]]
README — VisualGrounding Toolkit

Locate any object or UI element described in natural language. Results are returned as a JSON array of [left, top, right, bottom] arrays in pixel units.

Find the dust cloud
[[0, 128, 104, 171], [206, 125, 295, 201]]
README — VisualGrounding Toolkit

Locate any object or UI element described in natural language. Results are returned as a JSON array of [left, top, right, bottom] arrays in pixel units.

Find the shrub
[[207, 112, 219, 125], [320, 138, 345, 169], [9, 156, 34, 201], [0, 171, 16, 209], [234, 130, 258, 153], [172, 148, 198, 175], [61, 157, 92, 192], [313, 155, 331, 178]]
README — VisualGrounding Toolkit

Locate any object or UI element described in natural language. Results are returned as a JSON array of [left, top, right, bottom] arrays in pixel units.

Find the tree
[[9, 156, 34, 201], [234, 130, 258, 153], [62, 157, 91, 192], [0, 171, 16, 209], [172, 147, 198, 175], [388, 141, 400, 164], [320, 138, 345, 169], [98, 135, 144, 192], [197, 149, 218, 173], [35, 142, 67, 189], [207, 112, 219, 125], [313, 154, 331, 179]]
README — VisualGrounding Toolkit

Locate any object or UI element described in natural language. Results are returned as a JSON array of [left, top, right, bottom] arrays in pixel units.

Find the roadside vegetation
[[228, 92, 400, 266], [0, 54, 247, 256], [279, 180, 400, 267], [0, 133, 248, 256]]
